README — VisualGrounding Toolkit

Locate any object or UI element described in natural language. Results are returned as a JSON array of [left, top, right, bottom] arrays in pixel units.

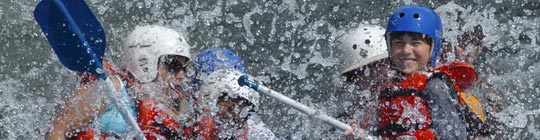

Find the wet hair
[[157, 55, 188, 73], [217, 92, 255, 121], [389, 32, 433, 46], [218, 92, 255, 109]]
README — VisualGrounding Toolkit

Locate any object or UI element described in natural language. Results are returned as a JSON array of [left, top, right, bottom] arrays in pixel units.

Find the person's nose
[[173, 70, 185, 81], [402, 43, 414, 54]]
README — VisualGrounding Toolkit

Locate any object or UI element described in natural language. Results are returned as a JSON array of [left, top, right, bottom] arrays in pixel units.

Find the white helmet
[[122, 25, 191, 83], [198, 69, 260, 113], [339, 25, 388, 75]]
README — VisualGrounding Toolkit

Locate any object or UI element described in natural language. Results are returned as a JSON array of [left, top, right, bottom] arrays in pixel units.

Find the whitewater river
[[0, 0, 539, 139]]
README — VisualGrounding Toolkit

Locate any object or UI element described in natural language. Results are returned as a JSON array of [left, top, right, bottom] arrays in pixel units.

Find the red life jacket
[[376, 62, 478, 140], [72, 128, 109, 140], [181, 115, 220, 140], [71, 62, 185, 140], [138, 99, 182, 140], [72, 99, 183, 140]]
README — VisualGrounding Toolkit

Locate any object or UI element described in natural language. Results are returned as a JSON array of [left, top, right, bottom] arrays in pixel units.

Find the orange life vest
[[376, 62, 478, 140]]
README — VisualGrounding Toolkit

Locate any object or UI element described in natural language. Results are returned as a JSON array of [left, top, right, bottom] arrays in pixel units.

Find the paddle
[[237, 75, 354, 132], [238, 75, 379, 139], [34, 0, 145, 139]]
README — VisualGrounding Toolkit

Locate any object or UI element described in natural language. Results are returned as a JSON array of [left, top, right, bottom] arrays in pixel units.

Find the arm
[[456, 31, 484, 64], [423, 76, 468, 140], [440, 25, 485, 65], [46, 76, 122, 140]]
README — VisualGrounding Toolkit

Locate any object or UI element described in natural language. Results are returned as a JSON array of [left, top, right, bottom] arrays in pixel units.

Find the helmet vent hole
[[138, 58, 148, 64], [352, 44, 357, 50], [399, 13, 405, 18], [142, 67, 148, 72], [365, 39, 371, 45], [413, 13, 420, 19]]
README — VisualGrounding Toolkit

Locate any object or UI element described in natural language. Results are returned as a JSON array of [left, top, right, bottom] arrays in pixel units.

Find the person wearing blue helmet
[[182, 47, 276, 139], [345, 5, 481, 139], [382, 5, 478, 139], [192, 47, 246, 87]]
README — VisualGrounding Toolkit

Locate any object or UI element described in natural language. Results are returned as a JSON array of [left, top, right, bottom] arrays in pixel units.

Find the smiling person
[[345, 5, 481, 139], [377, 5, 478, 139], [46, 25, 193, 140], [340, 23, 500, 139]]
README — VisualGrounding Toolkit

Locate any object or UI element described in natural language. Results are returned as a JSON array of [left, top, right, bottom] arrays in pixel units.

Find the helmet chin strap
[[169, 82, 176, 90], [165, 73, 184, 92], [154, 71, 178, 92], [429, 39, 436, 67]]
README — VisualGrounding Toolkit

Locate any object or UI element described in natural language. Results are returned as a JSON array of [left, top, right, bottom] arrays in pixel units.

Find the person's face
[[390, 34, 431, 74], [157, 55, 188, 87], [215, 96, 251, 129]]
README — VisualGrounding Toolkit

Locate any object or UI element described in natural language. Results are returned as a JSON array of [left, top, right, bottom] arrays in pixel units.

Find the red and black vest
[[376, 62, 479, 140]]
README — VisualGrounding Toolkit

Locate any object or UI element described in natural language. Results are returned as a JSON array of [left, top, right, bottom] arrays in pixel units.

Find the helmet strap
[[429, 40, 435, 66]]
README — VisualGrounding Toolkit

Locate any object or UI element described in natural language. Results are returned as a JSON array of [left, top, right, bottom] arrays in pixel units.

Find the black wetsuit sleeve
[[423, 76, 468, 140]]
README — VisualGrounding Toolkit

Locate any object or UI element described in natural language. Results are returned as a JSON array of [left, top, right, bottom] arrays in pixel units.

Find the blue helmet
[[193, 47, 246, 85], [385, 5, 443, 67]]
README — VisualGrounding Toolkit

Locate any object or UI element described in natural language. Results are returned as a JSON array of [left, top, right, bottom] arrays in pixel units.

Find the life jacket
[[71, 62, 185, 140], [76, 62, 138, 89], [72, 128, 110, 140], [181, 115, 220, 140], [437, 62, 488, 137], [138, 99, 185, 140], [71, 99, 183, 140], [376, 62, 481, 140]]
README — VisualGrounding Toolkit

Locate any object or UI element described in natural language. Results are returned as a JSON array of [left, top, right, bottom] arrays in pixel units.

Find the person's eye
[[392, 41, 405, 47], [412, 41, 423, 46]]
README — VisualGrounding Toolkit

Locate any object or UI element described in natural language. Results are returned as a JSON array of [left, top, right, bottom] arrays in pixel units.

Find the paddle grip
[[238, 75, 259, 90]]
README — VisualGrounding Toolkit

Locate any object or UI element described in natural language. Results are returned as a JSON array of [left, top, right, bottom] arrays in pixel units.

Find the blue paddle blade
[[34, 0, 107, 79]]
